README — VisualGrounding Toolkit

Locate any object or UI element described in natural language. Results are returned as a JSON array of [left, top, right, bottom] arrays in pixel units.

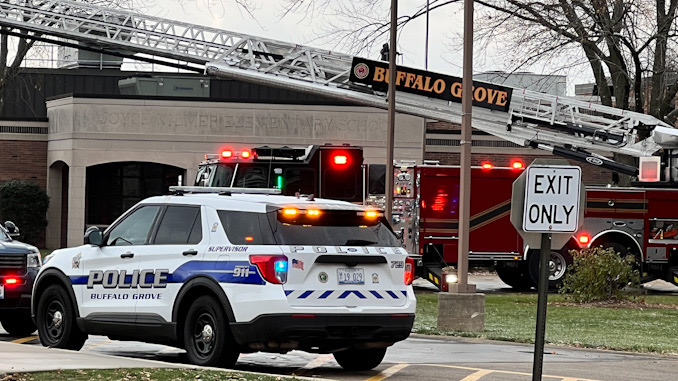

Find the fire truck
[[390, 160, 678, 291], [6, 0, 678, 291], [194, 144, 365, 203]]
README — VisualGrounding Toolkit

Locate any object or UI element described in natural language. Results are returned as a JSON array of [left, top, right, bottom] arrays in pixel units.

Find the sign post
[[510, 160, 584, 381]]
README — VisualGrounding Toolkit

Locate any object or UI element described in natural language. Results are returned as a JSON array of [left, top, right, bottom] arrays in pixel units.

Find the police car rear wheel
[[36, 285, 87, 350], [184, 295, 238, 367], [333, 347, 387, 371], [1, 313, 37, 336]]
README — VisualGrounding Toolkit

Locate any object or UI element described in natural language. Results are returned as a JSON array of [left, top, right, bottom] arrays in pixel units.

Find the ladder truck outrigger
[[5, 0, 678, 290]]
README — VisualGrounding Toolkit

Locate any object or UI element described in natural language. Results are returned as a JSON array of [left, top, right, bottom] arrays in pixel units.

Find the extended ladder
[[1, 0, 675, 167]]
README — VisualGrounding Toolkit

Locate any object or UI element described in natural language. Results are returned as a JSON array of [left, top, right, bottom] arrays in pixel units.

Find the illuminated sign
[[350, 57, 513, 112]]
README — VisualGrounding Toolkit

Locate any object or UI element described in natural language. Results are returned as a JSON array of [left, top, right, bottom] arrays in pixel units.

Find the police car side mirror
[[84, 226, 103, 246], [4, 221, 19, 238]]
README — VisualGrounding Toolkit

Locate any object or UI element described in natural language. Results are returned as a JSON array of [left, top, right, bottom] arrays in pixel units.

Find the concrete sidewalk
[[0, 341, 185, 374]]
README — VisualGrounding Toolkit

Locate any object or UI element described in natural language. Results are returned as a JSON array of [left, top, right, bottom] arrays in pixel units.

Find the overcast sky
[[138, 0, 588, 95]]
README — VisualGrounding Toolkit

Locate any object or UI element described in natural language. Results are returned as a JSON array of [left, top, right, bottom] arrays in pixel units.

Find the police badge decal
[[72, 252, 82, 269]]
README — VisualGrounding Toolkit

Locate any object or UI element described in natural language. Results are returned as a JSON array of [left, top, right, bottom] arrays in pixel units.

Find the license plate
[[337, 268, 364, 285], [0, 284, 4, 300]]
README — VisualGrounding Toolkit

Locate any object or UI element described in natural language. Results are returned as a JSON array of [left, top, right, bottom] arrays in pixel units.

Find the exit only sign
[[522, 165, 582, 233]]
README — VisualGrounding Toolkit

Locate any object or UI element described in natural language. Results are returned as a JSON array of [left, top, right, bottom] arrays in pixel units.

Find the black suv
[[0, 221, 41, 336]]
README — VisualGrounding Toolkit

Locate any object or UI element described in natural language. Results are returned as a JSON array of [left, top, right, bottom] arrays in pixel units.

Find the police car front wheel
[[183, 295, 239, 367], [36, 285, 87, 350]]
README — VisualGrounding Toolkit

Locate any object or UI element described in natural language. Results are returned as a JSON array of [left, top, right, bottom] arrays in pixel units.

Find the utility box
[[118, 76, 210, 97], [57, 46, 123, 69]]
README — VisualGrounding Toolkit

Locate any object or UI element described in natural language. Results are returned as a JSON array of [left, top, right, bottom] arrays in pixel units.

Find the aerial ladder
[[1, 0, 678, 177]]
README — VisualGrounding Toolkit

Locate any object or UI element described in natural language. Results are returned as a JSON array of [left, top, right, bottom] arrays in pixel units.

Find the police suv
[[32, 187, 416, 370]]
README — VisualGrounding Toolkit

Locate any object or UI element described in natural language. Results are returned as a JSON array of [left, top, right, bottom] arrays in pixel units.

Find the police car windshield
[[272, 219, 399, 247]]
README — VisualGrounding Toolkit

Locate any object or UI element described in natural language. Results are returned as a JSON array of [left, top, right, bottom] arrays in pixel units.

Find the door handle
[[183, 250, 198, 256], [120, 252, 134, 258]]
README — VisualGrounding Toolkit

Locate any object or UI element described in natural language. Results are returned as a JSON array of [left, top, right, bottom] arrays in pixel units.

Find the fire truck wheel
[[528, 249, 573, 290], [597, 241, 642, 271], [495, 262, 533, 291]]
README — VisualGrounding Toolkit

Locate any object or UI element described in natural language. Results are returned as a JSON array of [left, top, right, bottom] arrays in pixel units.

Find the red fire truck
[[393, 159, 678, 291]]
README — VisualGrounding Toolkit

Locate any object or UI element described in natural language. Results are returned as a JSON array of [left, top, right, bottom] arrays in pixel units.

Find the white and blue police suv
[[32, 187, 416, 370]]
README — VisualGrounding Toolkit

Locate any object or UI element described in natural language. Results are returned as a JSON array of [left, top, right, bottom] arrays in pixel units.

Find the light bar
[[169, 186, 281, 195]]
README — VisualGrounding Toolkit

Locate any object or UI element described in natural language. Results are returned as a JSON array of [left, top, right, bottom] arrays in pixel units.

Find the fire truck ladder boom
[[2, 0, 677, 167]]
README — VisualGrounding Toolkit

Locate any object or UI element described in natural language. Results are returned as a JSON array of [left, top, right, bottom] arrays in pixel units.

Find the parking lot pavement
[[0, 340, 187, 374], [413, 272, 512, 293]]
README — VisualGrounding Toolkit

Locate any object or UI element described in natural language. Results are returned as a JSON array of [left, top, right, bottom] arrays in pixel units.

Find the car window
[[213, 165, 234, 187], [234, 166, 269, 188], [270, 212, 399, 246], [154, 206, 202, 245], [322, 168, 358, 200], [283, 168, 315, 196], [106, 205, 161, 246], [217, 210, 275, 245]]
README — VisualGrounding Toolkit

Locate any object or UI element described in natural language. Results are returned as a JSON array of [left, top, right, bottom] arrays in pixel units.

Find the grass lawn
[[5, 368, 293, 381], [414, 291, 678, 354]]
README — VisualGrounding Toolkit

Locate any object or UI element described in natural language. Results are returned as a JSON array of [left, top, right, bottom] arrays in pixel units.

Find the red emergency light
[[578, 234, 590, 245], [482, 163, 492, 169], [512, 161, 524, 169], [221, 150, 233, 158], [241, 150, 251, 159], [4, 277, 18, 285], [333, 155, 348, 165]]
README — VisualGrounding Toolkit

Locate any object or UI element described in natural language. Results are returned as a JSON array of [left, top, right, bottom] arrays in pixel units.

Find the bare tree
[[471, 0, 678, 119], [278, 0, 678, 120]]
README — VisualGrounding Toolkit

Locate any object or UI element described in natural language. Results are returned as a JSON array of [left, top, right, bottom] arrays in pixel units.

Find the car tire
[[333, 347, 387, 371], [36, 285, 87, 350], [1, 313, 37, 336], [183, 295, 239, 367]]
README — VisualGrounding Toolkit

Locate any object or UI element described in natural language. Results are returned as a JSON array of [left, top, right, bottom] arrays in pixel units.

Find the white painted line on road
[[460, 369, 492, 381], [10, 335, 38, 344], [365, 363, 409, 381]]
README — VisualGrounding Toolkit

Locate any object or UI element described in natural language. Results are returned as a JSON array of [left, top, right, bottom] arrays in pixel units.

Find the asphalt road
[[2, 273, 678, 380]]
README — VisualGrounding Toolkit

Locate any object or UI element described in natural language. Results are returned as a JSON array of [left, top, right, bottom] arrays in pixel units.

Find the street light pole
[[425, 0, 429, 70], [455, 0, 475, 293], [385, 0, 398, 222]]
